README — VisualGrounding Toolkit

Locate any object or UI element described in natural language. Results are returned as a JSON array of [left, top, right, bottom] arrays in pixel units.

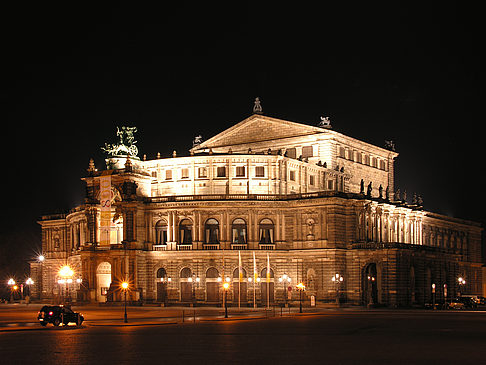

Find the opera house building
[[30, 109, 483, 307]]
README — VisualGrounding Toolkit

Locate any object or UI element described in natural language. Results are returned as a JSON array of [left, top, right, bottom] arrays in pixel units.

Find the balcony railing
[[203, 244, 220, 250], [231, 244, 248, 250], [145, 190, 354, 204], [259, 244, 275, 250], [151, 243, 277, 251]]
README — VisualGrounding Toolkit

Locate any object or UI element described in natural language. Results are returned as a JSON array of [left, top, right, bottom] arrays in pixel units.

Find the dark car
[[447, 298, 465, 310], [38, 305, 84, 326], [457, 296, 478, 309]]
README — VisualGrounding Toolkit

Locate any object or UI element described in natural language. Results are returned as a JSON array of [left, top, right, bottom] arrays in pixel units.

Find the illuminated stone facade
[[30, 114, 483, 307]]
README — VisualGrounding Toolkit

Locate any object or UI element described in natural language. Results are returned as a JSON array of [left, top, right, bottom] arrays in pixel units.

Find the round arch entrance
[[96, 262, 112, 303], [362, 263, 378, 306], [156, 268, 168, 304]]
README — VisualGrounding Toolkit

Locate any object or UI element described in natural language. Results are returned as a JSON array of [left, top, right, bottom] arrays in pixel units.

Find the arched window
[[204, 219, 219, 244], [259, 218, 274, 244], [206, 267, 220, 302], [155, 219, 168, 245], [233, 267, 248, 279], [206, 267, 219, 279], [180, 267, 192, 302], [260, 267, 274, 279], [156, 267, 167, 279], [232, 218, 247, 244], [180, 267, 192, 278], [179, 219, 193, 244]]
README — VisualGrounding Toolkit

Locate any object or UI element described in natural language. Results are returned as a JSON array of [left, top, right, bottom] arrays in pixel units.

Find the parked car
[[456, 296, 478, 309], [38, 305, 84, 326], [447, 298, 465, 310]]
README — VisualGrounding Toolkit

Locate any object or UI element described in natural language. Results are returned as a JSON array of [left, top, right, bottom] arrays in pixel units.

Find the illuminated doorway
[[156, 268, 168, 303], [260, 267, 274, 305], [96, 262, 112, 303]]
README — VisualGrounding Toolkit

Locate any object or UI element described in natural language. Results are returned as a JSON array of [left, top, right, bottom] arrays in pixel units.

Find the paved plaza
[[1, 304, 486, 364]]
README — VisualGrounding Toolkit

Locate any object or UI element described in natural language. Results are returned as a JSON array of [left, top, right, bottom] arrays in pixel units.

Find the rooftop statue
[[193, 135, 203, 148], [102, 126, 139, 158], [253, 97, 263, 114], [318, 116, 332, 128]]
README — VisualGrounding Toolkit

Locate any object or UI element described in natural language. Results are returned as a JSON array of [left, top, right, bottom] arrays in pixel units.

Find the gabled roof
[[191, 114, 329, 152]]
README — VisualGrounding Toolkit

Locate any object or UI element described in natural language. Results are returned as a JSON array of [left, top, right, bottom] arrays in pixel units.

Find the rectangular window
[[255, 166, 265, 177], [151, 171, 157, 178], [165, 170, 172, 180], [339, 147, 345, 158], [286, 148, 296, 159], [302, 146, 313, 158], [289, 170, 295, 181], [217, 166, 226, 177], [198, 167, 207, 178], [347, 149, 354, 161], [327, 180, 334, 190], [356, 153, 362, 164], [309, 175, 315, 186], [236, 166, 246, 177], [181, 168, 189, 179]]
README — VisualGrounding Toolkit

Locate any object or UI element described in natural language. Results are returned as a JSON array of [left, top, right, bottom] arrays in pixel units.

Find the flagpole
[[267, 252, 270, 310], [238, 251, 241, 310], [222, 247, 225, 312], [253, 251, 257, 309]]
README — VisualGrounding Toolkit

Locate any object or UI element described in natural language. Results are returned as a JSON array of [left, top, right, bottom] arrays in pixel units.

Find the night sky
[[1, 3, 484, 278]]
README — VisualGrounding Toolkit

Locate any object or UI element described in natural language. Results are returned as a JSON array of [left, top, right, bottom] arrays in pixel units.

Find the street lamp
[[458, 277, 466, 297], [223, 282, 229, 318], [121, 281, 129, 323], [8, 279, 15, 302], [12, 284, 19, 302], [58, 265, 74, 303], [432, 283, 436, 309], [279, 274, 291, 308], [25, 278, 34, 301], [367, 275, 376, 307], [38, 255, 45, 300], [191, 274, 200, 307], [296, 282, 305, 313], [332, 273, 344, 306]]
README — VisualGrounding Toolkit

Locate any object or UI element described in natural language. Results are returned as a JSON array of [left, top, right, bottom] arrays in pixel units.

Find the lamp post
[[12, 285, 19, 302], [190, 274, 200, 307], [38, 255, 45, 300], [122, 281, 129, 323], [296, 282, 305, 313], [58, 265, 74, 304], [223, 282, 229, 318], [25, 278, 34, 302], [279, 274, 291, 308], [332, 273, 344, 306], [432, 283, 436, 309], [367, 275, 375, 307], [8, 279, 15, 302], [443, 284, 448, 309], [458, 277, 466, 297]]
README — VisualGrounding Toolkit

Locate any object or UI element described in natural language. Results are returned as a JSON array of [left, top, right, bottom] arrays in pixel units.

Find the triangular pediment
[[191, 114, 328, 152]]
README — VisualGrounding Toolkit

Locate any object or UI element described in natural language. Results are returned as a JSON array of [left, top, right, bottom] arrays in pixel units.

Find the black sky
[[1, 3, 484, 277]]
